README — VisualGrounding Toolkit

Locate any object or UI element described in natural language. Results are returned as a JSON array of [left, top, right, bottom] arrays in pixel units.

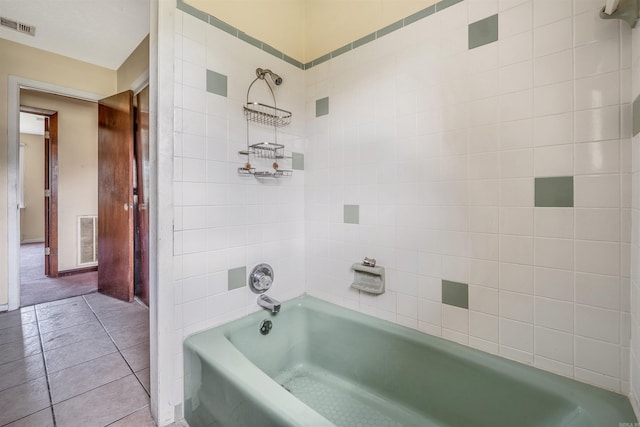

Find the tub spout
[[257, 294, 281, 313]]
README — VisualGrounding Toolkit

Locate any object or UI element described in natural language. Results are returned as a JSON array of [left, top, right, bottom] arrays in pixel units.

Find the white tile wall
[[631, 5, 640, 415], [304, 0, 632, 395], [166, 0, 638, 420], [172, 10, 307, 406]]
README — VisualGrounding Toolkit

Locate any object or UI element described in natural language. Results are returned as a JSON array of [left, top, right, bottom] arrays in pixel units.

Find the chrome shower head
[[256, 68, 283, 85]]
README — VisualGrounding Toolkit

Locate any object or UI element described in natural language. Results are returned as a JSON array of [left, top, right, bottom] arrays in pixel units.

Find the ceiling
[[20, 112, 44, 136], [0, 0, 149, 70]]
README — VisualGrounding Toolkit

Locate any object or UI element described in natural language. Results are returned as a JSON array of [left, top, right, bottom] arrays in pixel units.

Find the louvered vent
[[78, 216, 98, 265], [1, 17, 36, 36]]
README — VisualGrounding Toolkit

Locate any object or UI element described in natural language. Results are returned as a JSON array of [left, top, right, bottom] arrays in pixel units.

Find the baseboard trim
[[20, 239, 45, 244], [58, 266, 98, 277]]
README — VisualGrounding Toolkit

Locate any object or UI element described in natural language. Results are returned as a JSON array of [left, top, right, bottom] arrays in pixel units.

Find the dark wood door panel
[[98, 90, 134, 302]]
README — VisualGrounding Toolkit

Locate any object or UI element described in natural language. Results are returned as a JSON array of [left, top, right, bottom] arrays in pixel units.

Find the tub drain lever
[[259, 319, 273, 335]]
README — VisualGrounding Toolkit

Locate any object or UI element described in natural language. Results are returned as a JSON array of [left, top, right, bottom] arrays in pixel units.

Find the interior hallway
[[0, 292, 153, 426], [20, 243, 97, 307]]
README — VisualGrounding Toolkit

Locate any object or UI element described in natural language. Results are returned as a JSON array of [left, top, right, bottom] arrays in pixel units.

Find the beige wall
[[0, 38, 117, 305], [20, 91, 99, 272], [117, 35, 150, 92], [20, 133, 45, 243], [185, 0, 437, 61]]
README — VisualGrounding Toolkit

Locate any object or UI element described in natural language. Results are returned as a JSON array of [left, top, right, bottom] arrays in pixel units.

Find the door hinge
[[44, 247, 50, 255], [44, 189, 51, 197], [44, 131, 50, 139]]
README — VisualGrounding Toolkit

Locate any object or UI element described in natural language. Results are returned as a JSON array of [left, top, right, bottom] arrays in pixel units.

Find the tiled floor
[[0, 292, 155, 426]]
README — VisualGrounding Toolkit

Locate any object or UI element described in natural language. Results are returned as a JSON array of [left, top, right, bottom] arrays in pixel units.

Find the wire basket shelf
[[244, 102, 292, 127]]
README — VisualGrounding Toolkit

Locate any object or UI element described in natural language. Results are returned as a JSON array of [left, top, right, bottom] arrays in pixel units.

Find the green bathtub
[[184, 295, 636, 426]]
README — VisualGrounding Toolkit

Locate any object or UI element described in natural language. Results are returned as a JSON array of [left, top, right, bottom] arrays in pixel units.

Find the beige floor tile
[[121, 341, 150, 372], [135, 367, 150, 395], [110, 326, 149, 350], [44, 336, 117, 373], [0, 353, 46, 392], [0, 336, 41, 365], [49, 352, 131, 404], [6, 408, 54, 427], [100, 309, 149, 334], [40, 320, 109, 352], [53, 374, 149, 427], [36, 298, 91, 320], [36, 295, 85, 310], [0, 309, 36, 330], [38, 310, 98, 335], [107, 405, 155, 427], [0, 322, 40, 346], [0, 377, 50, 425]]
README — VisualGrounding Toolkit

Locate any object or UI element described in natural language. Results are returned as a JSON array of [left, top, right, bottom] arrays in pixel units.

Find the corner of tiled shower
[[168, 0, 640, 423]]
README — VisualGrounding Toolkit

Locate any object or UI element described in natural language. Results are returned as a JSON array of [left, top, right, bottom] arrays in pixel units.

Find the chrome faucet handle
[[249, 263, 274, 294]]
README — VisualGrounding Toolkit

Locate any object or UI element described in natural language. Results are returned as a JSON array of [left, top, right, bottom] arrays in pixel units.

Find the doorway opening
[[18, 91, 99, 306]]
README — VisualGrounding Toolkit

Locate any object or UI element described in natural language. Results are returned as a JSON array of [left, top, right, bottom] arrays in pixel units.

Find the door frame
[[20, 106, 58, 277], [7, 76, 101, 310]]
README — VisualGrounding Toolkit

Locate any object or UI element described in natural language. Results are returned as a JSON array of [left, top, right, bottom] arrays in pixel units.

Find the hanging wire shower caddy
[[238, 68, 293, 178]]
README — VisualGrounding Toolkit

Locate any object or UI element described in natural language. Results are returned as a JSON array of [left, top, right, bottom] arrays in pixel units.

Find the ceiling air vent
[[1, 17, 36, 36]]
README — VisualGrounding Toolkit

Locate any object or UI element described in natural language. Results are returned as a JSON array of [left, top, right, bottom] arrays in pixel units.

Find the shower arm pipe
[[244, 75, 279, 162], [600, 0, 639, 28]]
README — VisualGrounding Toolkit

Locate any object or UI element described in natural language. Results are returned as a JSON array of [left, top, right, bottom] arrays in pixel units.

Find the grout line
[[33, 306, 57, 427]]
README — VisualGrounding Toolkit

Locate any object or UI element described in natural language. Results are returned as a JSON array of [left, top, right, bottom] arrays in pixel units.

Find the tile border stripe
[[176, 0, 463, 70]]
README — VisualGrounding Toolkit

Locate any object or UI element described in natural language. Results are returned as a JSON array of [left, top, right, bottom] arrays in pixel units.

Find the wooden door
[[43, 113, 58, 277], [98, 90, 134, 302], [134, 86, 150, 306]]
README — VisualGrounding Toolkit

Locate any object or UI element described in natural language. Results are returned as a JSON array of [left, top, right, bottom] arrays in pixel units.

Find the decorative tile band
[[442, 280, 468, 309], [176, 0, 464, 70]]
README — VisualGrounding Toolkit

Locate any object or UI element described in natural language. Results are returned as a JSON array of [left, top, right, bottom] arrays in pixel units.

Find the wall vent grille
[[1, 17, 36, 36], [78, 215, 98, 265]]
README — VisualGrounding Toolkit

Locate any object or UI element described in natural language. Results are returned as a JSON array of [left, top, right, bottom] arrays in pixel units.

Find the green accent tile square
[[176, 0, 209, 22], [238, 32, 262, 49], [404, 5, 436, 25], [535, 176, 574, 207], [436, 0, 464, 11], [208, 15, 238, 37], [292, 152, 304, 170], [442, 280, 468, 309], [316, 97, 329, 117], [376, 19, 404, 38], [344, 205, 359, 224], [228, 266, 246, 291], [353, 33, 376, 49], [206, 70, 227, 97], [469, 14, 499, 50], [633, 94, 640, 136]]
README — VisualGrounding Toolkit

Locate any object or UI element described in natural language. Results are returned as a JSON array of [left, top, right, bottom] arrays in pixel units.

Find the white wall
[[305, 0, 632, 394], [171, 10, 307, 413]]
